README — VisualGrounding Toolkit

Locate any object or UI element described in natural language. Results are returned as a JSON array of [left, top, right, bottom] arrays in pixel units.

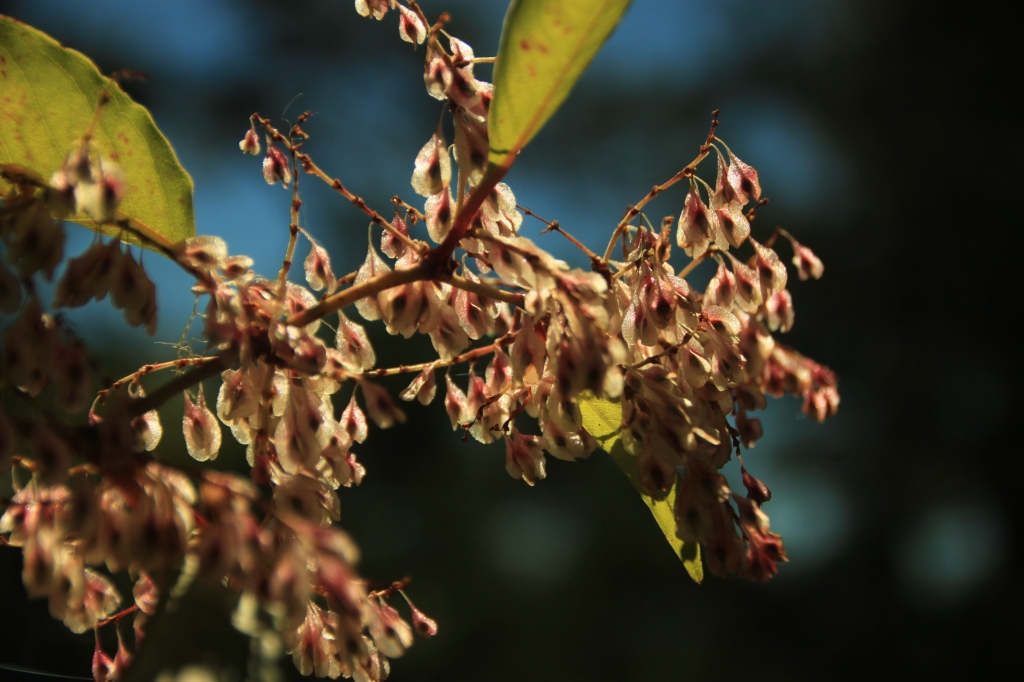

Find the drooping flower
[[183, 385, 222, 461], [411, 129, 451, 198], [398, 5, 427, 45], [262, 144, 292, 188]]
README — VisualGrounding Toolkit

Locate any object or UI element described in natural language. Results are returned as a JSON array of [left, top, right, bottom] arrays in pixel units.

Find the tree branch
[[286, 263, 430, 328], [441, 272, 525, 308], [127, 357, 226, 417]]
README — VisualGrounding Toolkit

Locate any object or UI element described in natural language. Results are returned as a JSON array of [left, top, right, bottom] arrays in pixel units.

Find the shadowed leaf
[[580, 392, 704, 583]]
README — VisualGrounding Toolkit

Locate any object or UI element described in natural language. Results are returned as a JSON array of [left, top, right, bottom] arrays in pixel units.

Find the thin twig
[[602, 110, 720, 262], [91, 356, 220, 417], [442, 272, 525, 308], [254, 114, 425, 255], [127, 357, 226, 417], [352, 329, 519, 379], [628, 332, 695, 370], [274, 138, 303, 304], [286, 264, 431, 328], [519, 204, 599, 260]]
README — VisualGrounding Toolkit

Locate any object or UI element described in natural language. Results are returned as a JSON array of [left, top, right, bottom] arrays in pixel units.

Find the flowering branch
[[0, 5, 840, 682]]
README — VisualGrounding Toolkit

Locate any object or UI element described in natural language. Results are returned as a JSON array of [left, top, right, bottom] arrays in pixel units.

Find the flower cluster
[[2, 1, 839, 681]]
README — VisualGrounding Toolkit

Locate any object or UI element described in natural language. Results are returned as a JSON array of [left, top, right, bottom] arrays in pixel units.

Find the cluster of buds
[[1, 2, 840, 681]]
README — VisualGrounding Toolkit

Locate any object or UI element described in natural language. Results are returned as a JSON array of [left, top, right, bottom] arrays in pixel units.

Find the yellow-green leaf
[[0, 15, 194, 250], [488, 0, 632, 168], [579, 392, 704, 583]]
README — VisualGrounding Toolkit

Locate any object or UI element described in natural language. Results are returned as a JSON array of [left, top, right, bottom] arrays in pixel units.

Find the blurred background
[[1, 0, 1019, 679]]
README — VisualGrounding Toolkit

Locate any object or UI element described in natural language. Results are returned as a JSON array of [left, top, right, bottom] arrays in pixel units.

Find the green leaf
[[0, 15, 194, 250], [488, 0, 632, 168], [579, 392, 704, 583]]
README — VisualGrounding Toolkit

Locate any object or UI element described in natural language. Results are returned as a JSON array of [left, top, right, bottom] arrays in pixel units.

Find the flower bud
[[75, 159, 125, 223], [355, 0, 392, 20], [428, 307, 470, 362], [380, 280, 426, 337], [220, 254, 254, 280], [92, 646, 115, 682], [53, 239, 122, 308], [510, 316, 547, 385], [400, 365, 438, 405], [714, 201, 750, 248], [540, 419, 596, 462], [335, 310, 376, 373], [792, 241, 824, 280], [424, 46, 449, 101], [765, 289, 795, 333], [411, 605, 438, 639], [183, 385, 222, 461], [304, 240, 336, 292], [453, 107, 489, 183], [359, 380, 406, 429], [113, 629, 133, 672], [412, 130, 451, 198], [217, 368, 259, 423], [736, 411, 764, 449], [381, 208, 410, 259], [262, 144, 292, 188], [46, 168, 77, 219], [677, 188, 718, 258], [239, 125, 261, 155], [173, 235, 228, 271], [444, 374, 469, 429], [726, 255, 763, 314], [504, 428, 547, 485], [354, 245, 390, 321], [803, 385, 840, 422], [740, 461, 771, 503], [424, 185, 454, 243], [750, 237, 788, 300], [712, 151, 741, 208], [339, 393, 369, 443], [6, 199, 65, 280], [726, 150, 762, 205], [398, 4, 427, 44], [705, 261, 736, 308]]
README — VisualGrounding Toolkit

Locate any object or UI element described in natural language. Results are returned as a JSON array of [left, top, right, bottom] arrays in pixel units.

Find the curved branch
[[286, 263, 430, 328], [127, 357, 226, 417], [442, 272, 525, 308]]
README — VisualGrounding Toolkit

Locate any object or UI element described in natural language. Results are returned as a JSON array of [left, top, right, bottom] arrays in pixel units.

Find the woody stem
[[92, 356, 221, 416], [275, 144, 302, 300], [127, 358, 226, 417], [352, 329, 519, 379]]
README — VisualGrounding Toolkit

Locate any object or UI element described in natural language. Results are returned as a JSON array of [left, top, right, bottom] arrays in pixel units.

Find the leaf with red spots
[[488, 0, 632, 168], [0, 15, 194, 250]]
